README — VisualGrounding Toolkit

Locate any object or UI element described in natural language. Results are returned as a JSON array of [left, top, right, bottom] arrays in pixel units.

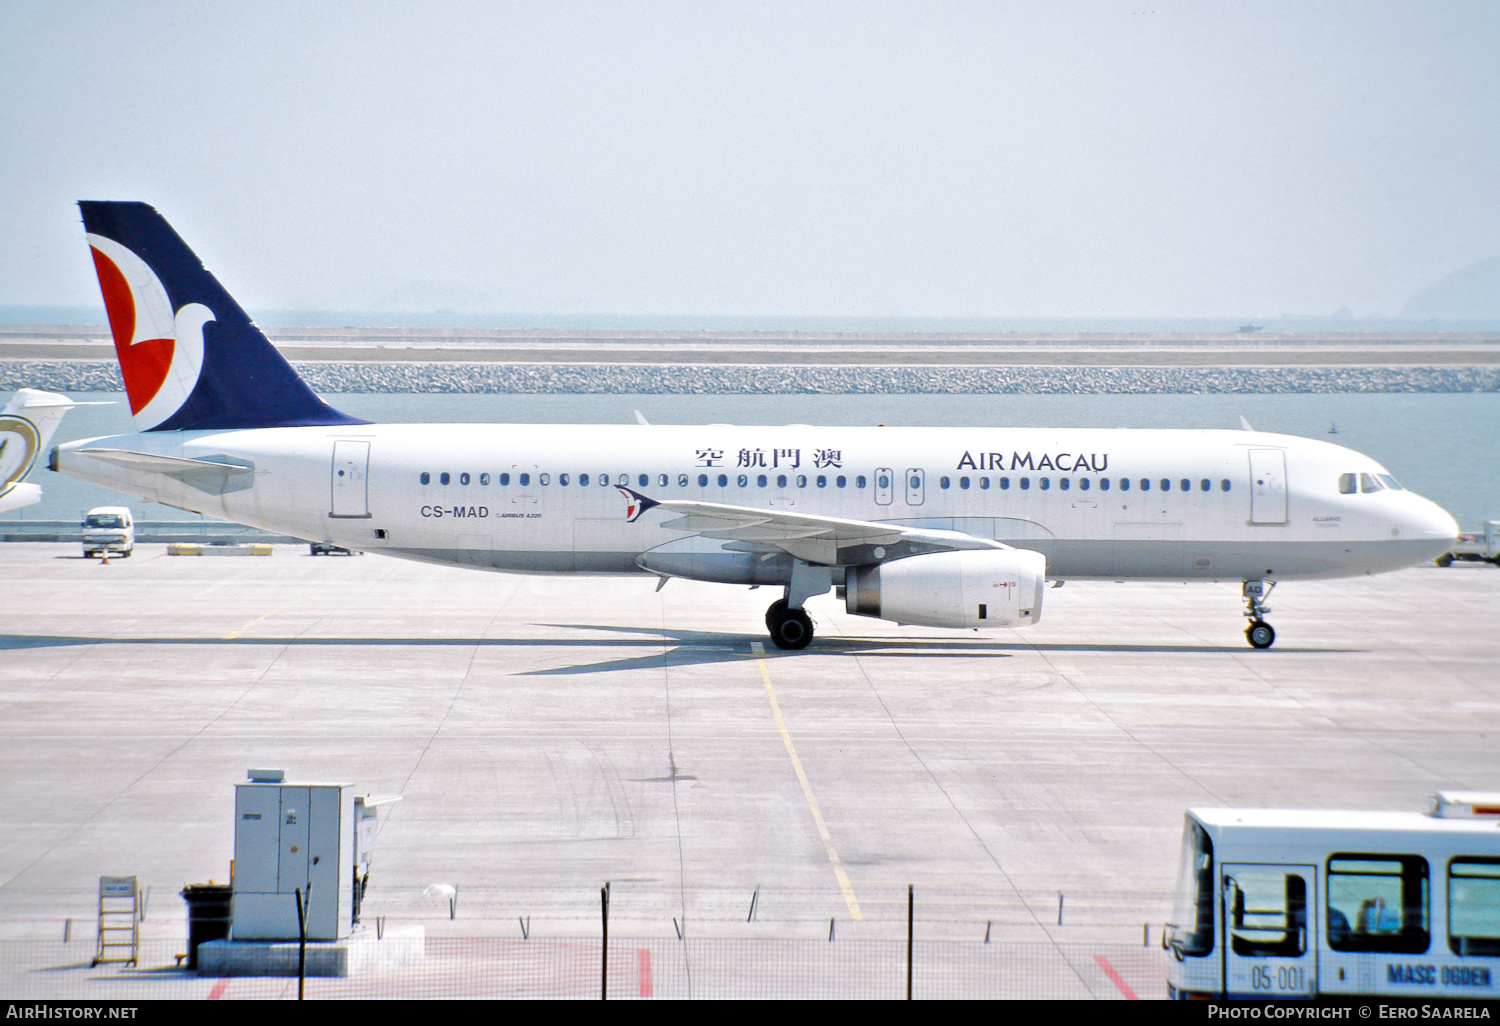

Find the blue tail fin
[[78, 201, 366, 431]]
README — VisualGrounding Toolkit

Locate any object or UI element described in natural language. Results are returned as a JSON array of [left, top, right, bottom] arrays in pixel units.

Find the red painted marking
[[637, 947, 652, 998], [90, 247, 173, 414], [207, 978, 229, 1000], [1094, 954, 1139, 1000]]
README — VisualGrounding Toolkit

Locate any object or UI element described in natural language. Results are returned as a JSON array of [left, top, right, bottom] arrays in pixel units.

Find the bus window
[[1327, 855, 1430, 953], [1226, 868, 1307, 957], [1449, 858, 1500, 956], [1169, 820, 1215, 957]]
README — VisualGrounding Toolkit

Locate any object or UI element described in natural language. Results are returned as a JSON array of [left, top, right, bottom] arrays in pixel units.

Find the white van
[[1167, 792, 1500, 1000], [82, 506, 134, 557]]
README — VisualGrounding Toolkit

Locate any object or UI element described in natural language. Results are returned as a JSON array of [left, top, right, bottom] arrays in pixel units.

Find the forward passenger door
[[1221, 863, 1318, 999]]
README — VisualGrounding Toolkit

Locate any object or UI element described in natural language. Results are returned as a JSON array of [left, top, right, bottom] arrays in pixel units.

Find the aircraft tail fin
[[1, 388, 82, 513], [77, 202, 366, 432]]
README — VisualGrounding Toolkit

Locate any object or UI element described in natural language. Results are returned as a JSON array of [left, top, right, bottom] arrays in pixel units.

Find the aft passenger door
[[1248, 449, 1288, 525], [330, 440, 370, 518], [1221, 863, 1317, 999]]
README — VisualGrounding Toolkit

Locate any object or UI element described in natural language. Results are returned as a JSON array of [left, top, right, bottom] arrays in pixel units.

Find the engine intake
[[845, 549, 1046, 629]]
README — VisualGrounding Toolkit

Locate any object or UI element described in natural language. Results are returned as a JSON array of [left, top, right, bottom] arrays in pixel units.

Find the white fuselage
[[56, 423, 1457, 587]]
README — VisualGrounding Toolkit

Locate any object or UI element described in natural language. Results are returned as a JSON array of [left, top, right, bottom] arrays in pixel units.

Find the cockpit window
[[1378, 474, 1404, 491], [1360, 473, 1384, 494], [1339, 473, 1357, 494]]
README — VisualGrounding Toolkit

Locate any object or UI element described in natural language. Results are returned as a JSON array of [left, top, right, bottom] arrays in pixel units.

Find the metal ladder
[[92, 876, 139, 967]]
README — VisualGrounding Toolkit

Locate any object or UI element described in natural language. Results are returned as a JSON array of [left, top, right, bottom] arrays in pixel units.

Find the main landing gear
[[1243, 579, 1276, 649], [766, 599, 814, 650], [764, 562, 831, 650]]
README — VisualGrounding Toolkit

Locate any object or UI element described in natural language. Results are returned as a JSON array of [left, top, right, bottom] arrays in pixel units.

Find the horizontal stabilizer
[[72, 447, 255, 495]]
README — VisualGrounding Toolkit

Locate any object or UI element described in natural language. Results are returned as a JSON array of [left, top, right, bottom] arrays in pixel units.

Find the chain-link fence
[[0, 937, 1165, 1000]]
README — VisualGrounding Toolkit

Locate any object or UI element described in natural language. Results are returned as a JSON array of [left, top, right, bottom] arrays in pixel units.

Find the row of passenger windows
[[1225, 854, 1499, 958], [1339, 472, 1404, 495], [418, 471, 870, 489], [418, 471, 1234, 493]]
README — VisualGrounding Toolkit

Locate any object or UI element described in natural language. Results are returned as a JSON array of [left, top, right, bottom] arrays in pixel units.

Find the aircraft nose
[[1408, 496, 1459, 542]]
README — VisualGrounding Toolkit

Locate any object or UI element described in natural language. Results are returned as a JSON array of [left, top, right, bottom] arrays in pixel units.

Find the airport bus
[[1166, 792, 1500, 1000]]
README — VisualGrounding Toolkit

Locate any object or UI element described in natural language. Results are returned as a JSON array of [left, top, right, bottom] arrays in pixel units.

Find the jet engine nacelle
[[845, 549, 1046, 629]]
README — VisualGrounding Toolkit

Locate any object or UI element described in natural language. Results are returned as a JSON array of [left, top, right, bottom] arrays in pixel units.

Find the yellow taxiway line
[[224, 562, 358, 640], [751, 641, 863, 921]]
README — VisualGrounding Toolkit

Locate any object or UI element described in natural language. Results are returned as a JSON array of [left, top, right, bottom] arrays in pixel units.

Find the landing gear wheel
[[767, 601, 814, 650], [1246, 619, 1275, 650], [765, 598, 787, 631]]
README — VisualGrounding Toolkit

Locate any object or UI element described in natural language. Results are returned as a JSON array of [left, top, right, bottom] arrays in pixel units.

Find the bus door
[[1222, 863, 1317, 999]]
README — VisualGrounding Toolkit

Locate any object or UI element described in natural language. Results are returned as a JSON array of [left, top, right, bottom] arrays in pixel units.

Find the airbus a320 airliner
[[53, 203, 1458, 649]]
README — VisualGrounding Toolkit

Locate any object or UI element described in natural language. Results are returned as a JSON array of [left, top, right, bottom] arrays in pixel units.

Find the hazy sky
[[2, 1, 1498, 320]]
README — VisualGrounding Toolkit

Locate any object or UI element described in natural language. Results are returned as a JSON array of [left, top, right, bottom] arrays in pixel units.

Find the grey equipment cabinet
[[231, 769, 354, 941]]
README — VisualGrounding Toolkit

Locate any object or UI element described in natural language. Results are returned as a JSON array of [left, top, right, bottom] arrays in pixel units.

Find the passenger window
[[1160, 478, 1171, 491], [1079, 478, 1090, 491], [698, 474, 708, 487], [717, 474, 728, 487], [539, 473, 550, 485], [1140, 479, 1149, 491], [856, 475, 866, 488], [738, 474, 749, 487], [1039, 477, 1050, 490], [1360, 473, 1384, 493], [459, 472, 470, 486], [639, 474, 649, 488], [980, 477, 991, 490], [678, 474, 689, 487], [558, 474, 568, 486], [1099, 478, 1109, 491], [796, 475, 806, 488], [1000, 477, 1011, 490], [1120, 478, 1130, 492], [1339, 473, 1357, 494], [1181, 479, 1191, 492], [518, 473, 529, 486], [599, 472, 610, 487], [776, 474, 787, 487], [940, 476, 951, 489], [1060, 478, 1070, 491], [420, 472, 430, 485], [580, 474, 590, 486], [757, 474, 768, 487], [1449, 858, 1500, 956], [817, 475, 827, 488], [1327, 855, 1430, 953], [877, 473, 890, 489], [1200, 479, 1209, 492], [1020, 477, 1031, 490], [479, 473, 490, 486], [499, 473, 510, 486], [836, 475, 846, 488], [1221, 479, 1231, 492], [959, 476, 970, 490], [440, 472, 450, 485], [659, 474, 668, 488], [1226, 868, 1307, 957]]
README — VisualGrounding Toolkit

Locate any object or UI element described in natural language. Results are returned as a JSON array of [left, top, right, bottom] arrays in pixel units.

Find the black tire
[[1246, 620, 1276, 650], [765, 599, 788, 631], [1436, 553, 1454, 567], [768, 606, 814, 650]]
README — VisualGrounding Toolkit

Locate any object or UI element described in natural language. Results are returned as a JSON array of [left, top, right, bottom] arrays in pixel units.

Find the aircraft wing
[[621, 487, 1005, 566]]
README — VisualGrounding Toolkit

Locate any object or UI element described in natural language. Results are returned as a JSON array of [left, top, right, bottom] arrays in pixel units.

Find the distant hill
[[1402, 256, 1500, 319]]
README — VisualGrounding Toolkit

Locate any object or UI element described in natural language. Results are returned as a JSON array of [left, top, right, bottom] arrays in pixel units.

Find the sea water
[[8, 391, 1498, 531]]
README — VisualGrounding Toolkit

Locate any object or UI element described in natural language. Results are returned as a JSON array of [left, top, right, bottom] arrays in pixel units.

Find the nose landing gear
[[1243, 580, 1276, 649], [765, 598, 814, 650]]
